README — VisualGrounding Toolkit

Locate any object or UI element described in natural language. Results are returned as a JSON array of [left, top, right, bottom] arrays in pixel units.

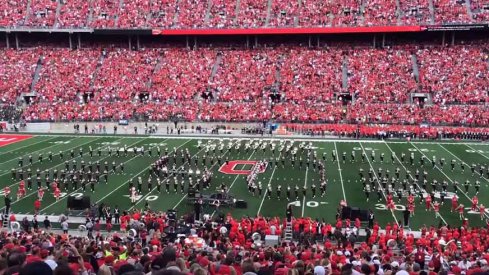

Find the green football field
[[1, 134, 489, 229]]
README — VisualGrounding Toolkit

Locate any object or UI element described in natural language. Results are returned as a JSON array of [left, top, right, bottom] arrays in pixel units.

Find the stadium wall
[[13, 122, 264, 135], [5, 122, 489, 139]]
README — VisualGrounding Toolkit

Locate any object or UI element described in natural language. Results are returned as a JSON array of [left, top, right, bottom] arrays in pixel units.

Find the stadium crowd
[[416, 45, 489, 105], [398, 0, 432, 25], [206, 0, 238, 28], [470, 0, 489, 23], [0, 49, 39, 104], [2, 0, 489, 29], [348, 48, 418, 104], [0, 44, 485, 131], [2, 208, 489, 275]]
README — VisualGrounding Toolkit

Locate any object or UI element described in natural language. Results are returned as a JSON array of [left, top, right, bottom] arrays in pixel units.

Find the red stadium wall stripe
[[152, 26, 422, 36], [0, 134, 33, 147]]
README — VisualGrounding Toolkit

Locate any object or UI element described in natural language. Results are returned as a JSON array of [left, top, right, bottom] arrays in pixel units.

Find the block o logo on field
[[219, 160, 266, 175]]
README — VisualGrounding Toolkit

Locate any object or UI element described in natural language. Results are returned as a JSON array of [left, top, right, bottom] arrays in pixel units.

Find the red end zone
[[0, 134, 33, 147]]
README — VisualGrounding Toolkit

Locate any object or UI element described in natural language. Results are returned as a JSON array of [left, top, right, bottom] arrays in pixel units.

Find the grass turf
[[1, 134, 489, 229]]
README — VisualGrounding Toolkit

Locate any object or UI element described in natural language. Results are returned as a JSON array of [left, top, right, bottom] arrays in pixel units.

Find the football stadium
[[0, 1, 489, 275]]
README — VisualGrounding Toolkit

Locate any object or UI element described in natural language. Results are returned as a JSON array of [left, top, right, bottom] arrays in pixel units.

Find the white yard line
[[383, 141, 447, 225], [257, 152, 282, 216], [359, 142, 400, 226], [465, 144, 489, 161], [334, 142, 347, 201]]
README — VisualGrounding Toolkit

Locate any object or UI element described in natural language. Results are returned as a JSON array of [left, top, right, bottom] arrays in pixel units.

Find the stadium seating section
[[3, 213, 489, 275], [1, 0, 489, 28], [0, 43, 487, 126]]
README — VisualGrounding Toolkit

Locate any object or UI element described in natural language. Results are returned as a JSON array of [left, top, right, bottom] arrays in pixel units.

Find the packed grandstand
[[2, 43, 489, 138], [0, 0, 488, 28], [1, 1, 489, 275]]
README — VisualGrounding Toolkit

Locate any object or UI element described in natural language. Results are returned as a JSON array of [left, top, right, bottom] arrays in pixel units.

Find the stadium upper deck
[[0, 0, 488, 29]]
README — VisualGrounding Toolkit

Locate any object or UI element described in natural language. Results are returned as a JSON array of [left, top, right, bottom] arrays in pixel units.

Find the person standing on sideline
[[43, 216, 51, 230], [368, 209, 375, 229], [61, 219, 69, 234], [286, 205, 293, 222]]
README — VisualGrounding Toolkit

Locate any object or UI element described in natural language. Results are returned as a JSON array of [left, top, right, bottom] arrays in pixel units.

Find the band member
[[156, 178, 162, 193], [475, 180, 481, 194], [180, 179, 185, 194], [456, 204, 465, 220], [165, 179, 170, 193], [479, 204, 486, 220], [3, 186, 11, 197], [433, 201, 440, 218], [147, 177, 153, 192], [311, 183, 316, 198], [137, 177, 143, 193], [364, 183, 371, 202], [450, 194, 458, 212], [17, 181, 26, 199], [408, 200, 415, 217], [425, 194, 432, 211], [472, 196, 479, 211], [130, 187, 138, 204], [34, 199, 41, 214], [320, 180, 327, 197], [90, 177, 96, 192], [54, 186, 61, 201], [38, 187, 45, 201]]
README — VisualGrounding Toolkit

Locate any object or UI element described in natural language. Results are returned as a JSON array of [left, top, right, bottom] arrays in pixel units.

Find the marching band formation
[[5, 139, 488, 223]]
